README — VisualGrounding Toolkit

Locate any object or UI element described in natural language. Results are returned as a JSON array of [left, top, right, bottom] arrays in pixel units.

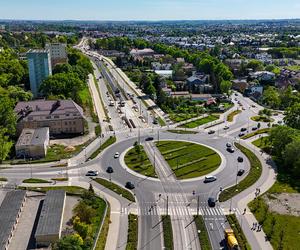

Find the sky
[[0, 0, 299, 21]]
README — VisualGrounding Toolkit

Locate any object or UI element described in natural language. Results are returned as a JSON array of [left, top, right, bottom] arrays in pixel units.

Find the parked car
[[208, 130, 215, 134], [224, 126, 230, 130], [145, 137, 154, 141], [238, 132, 245, 137], [86, 170, 99, 176], [237, 169, 245, 176], [106, 166, 114, 174], [240, 128, 247, 132], [227, 147, 235, 153], [208, 197, 216, 207], [204, 176, 217, 183], [237, 156, 244, 163], [114, 152, 120, 158], [252, 127, 258, 131], [125, 182, 135, 190]]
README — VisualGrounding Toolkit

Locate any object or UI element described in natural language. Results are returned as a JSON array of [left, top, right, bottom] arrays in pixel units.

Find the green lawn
[[194, 215, 212, 250], [93, 178, 135, 202], [124, 145, 157, 178], [22, 178, 51, 184], [162, 215, 174, 250], [169, 113, 198, 123], [90, 136, 116, 160], [158, 116, 166, 126], [0, 177, 7, 182], [227, 110, 242, 122], [179, 115, 219, 129], [167, 130, 198, 134], [219, 143, 262, 202], [241, 128, 270, 139], [95, 205, 110, 250], [156, 141, 221, 179], [126, 214, 138, 250], [251, 116, 274, 123], [78, 85, 99, 123], [226, 214, 251, 250], [252, 136, 272, 153]]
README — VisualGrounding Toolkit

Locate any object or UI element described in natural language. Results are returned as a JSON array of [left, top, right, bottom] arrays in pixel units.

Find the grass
[[19, 186, 86, 196], [158, 116, 166, 126], [90, 136, 116, 160], [78, 85, 99, 123], [241, 128, 270, 139], [51, 177, 69, 181], [126, 214, 138, 250], [95, 124, 101, 137], [93, 178, 135, 202], [227, 110, 242, 122], [167, 130, 198, 134], [194, 215, 212, 250], [0, 177, 7, 182], [93, 74, 110, 122], [249, 195, 300, 249], [162, 215, 174, 250], [169, 113, 198, 123], [124, 145, 157, 178], [22, 178, 51, 184], [156, 141, 221, 179], [268, 180, 299, 194], [251, 116, 274, 123], [285, 65, 300, 71], [219, 143, 262, 202], [252, 136, 272, 153], [179, 115, 219, 129], [226, 214, 251, 250], [95, 205, 111, 250]]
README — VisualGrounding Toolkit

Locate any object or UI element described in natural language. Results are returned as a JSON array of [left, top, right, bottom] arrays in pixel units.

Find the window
[[46, 116, 51, 119], [65, 122, 68, 125], [54, 115, 59, 119]]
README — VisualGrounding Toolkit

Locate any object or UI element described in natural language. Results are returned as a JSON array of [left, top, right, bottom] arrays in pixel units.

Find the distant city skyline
[[0, 0, 300, 21]]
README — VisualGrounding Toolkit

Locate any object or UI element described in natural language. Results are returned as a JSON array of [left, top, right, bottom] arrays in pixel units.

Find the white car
[[224, 126, 229, 130], [204, 176, 217, 183], [114, 152, 120, 158]]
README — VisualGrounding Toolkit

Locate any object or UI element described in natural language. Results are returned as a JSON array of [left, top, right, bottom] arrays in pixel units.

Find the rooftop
[[0, 191, 26, 249], [16, 127, 49, 147]]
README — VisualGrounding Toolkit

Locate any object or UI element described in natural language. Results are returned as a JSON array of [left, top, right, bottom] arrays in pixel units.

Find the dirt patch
[[264, 193, 300, 216]]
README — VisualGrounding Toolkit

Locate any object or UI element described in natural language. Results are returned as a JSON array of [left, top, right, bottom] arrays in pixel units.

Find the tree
[[262, 86, 281, 108], [0, 96, 17, 136], [246, 60, 264, 71], [220, 80, 232, 95], [73, 201, 96, 224], [73, 216, 89, 239], [139, 73, 151, 91], [282, 139, 300, 178], [54, 233, 83, 250], [0, 128, 13, 162], [284, 102, 300, 129], [145, 82, 156, 99]]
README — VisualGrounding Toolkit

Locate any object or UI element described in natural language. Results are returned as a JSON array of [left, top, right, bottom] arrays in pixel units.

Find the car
[[125, 182, 135, 190], [106, 166, 114, 174], [204, 176, 217, 183], [227, 147, 235, 153], [224, 126, 229, 130], [251, 105, 256, 108], [208, 197, 216, 207], [114, 152, 120, 158], [85, 170, 99, 176], [237, 156, 244, 163], [238, 132, 245, 137], [252, 127, 258, 131], [145, 137, 154, 141], [242, 107, 246, 110], [226, 142, 232, 148], [235, 93, 238, 96], [241, 127, 247, 132], [237, 169, 245, 176], [153, 119, 158, 125], [208, 130, 215, 134]]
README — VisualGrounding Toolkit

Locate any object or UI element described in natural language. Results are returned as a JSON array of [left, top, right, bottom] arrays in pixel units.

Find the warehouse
[[0, 190, 27, 250], [35, 190, 66, 247]]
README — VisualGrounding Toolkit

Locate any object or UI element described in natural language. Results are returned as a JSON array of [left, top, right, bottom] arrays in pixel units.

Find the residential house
[[187, 73, 212, 93]]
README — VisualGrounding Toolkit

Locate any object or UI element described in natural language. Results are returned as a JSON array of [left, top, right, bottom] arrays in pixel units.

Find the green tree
[[73, 216, 89, 239], [73, 201, 96, 224], [220, 80, 232, 95], [262, 86, 281, 108], [284, 103, 300, 129], [282, 139, 300, 178], [247, 60, 264, 71], [54, 233, 83, 250], [0, 96, 17, 136], [0, 129, 13, 162]]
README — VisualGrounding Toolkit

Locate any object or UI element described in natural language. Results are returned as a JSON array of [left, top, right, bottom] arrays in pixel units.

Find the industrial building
[[35, 190, 66, 247], [0, 190, 27, 250], [15, 127, 50, 159], [27, 49, 52, 97]]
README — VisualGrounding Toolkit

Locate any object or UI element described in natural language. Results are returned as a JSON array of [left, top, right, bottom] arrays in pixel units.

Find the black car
[[208, 197, 216, 207], [252, 127, 258, 131], [145, 137, 154, 141], [125, 182, 135, 190], [227, 147, 235, 153], [237, 156, 244, 163], [238, 132, 245, 137], [237, 169, 245, 176], [106, 166, 114, 174], [241, 128, 247, 132], [208, 130, 215, 134]]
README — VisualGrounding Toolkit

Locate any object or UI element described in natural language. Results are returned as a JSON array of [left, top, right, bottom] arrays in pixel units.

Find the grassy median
[[162, 215, 174, 250], [156, 141, 221, 179], [167, 130, 198, 134], [227, 110, 242, 122], [179, 115, 219, 129], [90, 136, 116, 160], [218, 143, 262, 201], [241, 128, 270, 139], [22, 178, 51, 184], [193, 215, 212, 250], [126, 214, 138, 250]]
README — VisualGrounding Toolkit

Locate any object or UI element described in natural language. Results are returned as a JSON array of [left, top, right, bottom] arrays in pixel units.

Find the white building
[[45, 43, 67, 66]]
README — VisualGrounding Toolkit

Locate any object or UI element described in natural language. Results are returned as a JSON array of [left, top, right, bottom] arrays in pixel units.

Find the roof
[[35, 190, 66, 238], [27, 49, 50, 54], [16, 127, 49, 147], [14, 100, 84, 122], [0, 191, 26, 249]]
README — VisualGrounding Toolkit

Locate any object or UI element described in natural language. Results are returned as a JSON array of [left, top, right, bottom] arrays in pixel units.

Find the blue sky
[[1, 0, 299, 20]]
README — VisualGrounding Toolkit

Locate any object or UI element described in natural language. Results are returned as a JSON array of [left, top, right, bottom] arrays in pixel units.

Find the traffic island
[[162, 215, 174, 250], [155, 141, 221, 180], [193, 215, 212, 250], [126, 214, 138, 250]]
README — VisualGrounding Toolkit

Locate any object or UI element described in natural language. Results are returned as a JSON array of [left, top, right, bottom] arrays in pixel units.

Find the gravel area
[[265, 193, 300, 216]]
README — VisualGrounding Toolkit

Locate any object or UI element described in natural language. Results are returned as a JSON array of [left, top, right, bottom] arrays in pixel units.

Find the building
[[0, 191, 26, 250], [14, 100, 85, 136], [45, 43, 67, 66], [35, 190, 66, 247], [249, 71, 275, 82], [155, 70, 173, 78], [15, 127, 49, 159], [130, 48, 155, 58], [187, 74, 212, 93], [27, 49, 52, 97], [232, 79, 249, 92]]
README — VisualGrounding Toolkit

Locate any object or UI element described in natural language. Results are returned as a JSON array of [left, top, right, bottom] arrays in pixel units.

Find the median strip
[[126, 214, 138, 250], [162, 215, 174, 250], [193, 215, 212, 250]]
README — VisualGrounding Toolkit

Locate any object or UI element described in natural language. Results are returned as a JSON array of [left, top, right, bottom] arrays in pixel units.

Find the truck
[[224, 229, 239, 250]]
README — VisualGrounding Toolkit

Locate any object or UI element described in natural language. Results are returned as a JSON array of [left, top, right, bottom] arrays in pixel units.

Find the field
[[179, 115, 219, 129], [156, 141, 221, 179], [124, 145, 157, 178]]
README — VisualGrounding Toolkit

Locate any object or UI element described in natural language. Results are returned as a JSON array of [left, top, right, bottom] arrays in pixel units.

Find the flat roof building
[[0, 190, 26, 250], [45, 43, 67, 66], [35, 190, 66, 247], [15, 127, 50, 159]]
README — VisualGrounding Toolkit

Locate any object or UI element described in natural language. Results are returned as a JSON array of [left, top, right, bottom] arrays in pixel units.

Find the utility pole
[[166, 196, 169, 216], [157, 130, 160, 143], [197, 196, 200, 216]]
